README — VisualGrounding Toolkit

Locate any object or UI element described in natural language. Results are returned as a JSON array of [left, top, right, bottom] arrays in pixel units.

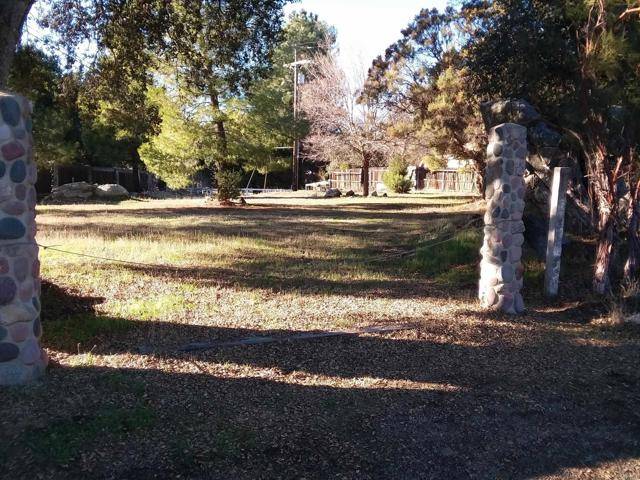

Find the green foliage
[[139, 86, 210, 188], [8, 46, 78, 168], [78, 56, 160, 169], [216, 169, 243, 201], [363, 10, 485, 174], [383, 157, 413, 193], [407, 229, 482, 278], [422, 153, 447, 171]]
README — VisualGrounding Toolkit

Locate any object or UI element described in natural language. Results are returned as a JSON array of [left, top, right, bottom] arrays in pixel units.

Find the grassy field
[[1, 193, 639, 479]]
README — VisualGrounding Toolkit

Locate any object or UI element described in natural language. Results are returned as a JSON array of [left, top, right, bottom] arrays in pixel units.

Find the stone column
[[544, 167, 571, 297], [479, 123, 527, 314], [0, 92, 46, 385]]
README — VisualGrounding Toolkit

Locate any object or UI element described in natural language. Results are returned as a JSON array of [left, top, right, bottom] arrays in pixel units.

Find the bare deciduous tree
[[300, 51, 390, 196]]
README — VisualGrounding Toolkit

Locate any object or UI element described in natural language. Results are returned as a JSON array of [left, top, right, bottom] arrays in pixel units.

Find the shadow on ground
[[5, 318, 640, 478], [18, 200, 638, 478], [16, 283, 636, 479]]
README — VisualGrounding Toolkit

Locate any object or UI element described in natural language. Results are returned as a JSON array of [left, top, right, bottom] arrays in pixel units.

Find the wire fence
[[1, 216, 484, 270]]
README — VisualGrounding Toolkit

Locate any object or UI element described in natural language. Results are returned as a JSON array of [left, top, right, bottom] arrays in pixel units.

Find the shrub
[[383, 157, 413, 193], [216, 169, 242, 201]]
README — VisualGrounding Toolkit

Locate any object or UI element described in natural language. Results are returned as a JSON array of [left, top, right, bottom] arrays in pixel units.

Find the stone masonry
[[0, 92, 46, 384], [479, 123, 527, 314]]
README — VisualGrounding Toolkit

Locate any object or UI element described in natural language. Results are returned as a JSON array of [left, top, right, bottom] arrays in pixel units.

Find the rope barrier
[[0, 215, 485, 269]]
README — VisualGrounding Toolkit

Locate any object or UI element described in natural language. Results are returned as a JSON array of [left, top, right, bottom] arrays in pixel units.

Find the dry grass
[[0, 193, 639, 479]]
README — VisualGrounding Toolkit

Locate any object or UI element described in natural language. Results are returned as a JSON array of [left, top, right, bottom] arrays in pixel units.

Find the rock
[[1, 141, 25, 161], [0, 277, 17, 305], [370, 191, 378, 197], [324, 188, 341, 198], [0, 343, 19, 362], [0, 97, 21, 127], [345, 190, 355, 197], [0, 218, 25, 240], [95, 184, 129, 199], [9, 160, 26, 183], [47, 181, 95, 202], [382, 193, 388, 197], [529, 121, 562, 148], [480, 99, 541, 130]]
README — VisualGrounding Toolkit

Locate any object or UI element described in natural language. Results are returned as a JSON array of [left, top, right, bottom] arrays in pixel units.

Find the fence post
[[544, 167, 571, 297]]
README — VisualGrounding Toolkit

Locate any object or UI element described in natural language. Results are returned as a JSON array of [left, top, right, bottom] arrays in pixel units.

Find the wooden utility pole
[[291, 47, 300, 191], [544, 167, 571, 297]]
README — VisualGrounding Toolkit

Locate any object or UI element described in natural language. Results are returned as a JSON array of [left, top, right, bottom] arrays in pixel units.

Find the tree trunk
[[361, 152, 370, 197], [0, 0, 34, 89], [131, 147, 142, 192], [263, 171, 268, 190], [208, 89, 228, 163], [593, 208, 616, 294], [624, 194, 640, 282]]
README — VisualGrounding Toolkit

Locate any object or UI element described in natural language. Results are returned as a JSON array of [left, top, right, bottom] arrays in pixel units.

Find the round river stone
[[0, 342, 19, 362], [0, 276, 17, 305], [33, 317, 41, 338], [0, 218, 26, 240], [2, 201, 25, 216], [10, 160, 26, 183], [0, 97, 21, 126], [1, 141, 25, 161]]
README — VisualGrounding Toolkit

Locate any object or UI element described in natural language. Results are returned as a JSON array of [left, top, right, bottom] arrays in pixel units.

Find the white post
[[544, 167, 571, 297]]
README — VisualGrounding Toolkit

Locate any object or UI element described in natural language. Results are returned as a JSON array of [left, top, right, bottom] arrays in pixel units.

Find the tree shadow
[[6, 312, 639, 479]]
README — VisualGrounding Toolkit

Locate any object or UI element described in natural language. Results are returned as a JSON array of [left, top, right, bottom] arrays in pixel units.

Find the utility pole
[[286, 47, 312, 191], [292, 47, 299, 191]]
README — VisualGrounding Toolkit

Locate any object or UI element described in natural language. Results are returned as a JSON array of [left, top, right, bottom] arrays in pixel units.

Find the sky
[[23, 0, 450, 77], [284, 0, 450, 77]]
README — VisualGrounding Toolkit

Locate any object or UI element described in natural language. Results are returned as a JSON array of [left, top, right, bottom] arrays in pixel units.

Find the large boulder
[[481, 99, 593, 255], [480, 99, 541, 130], [48, 181, 95, 201], [43, 182, 130, 204], [324, 188, 341, 198], [95, 183, 129, 199]]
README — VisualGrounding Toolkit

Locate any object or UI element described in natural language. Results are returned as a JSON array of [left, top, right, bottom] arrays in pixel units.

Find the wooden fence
[[329, 167, 479, 194], [329, 168, 386, 192], [424, 170, 479, 193]]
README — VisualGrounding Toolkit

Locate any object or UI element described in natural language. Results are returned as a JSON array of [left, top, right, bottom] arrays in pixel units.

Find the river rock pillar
[[0, 92, 46, 384], [479, 123, 527, 314]]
